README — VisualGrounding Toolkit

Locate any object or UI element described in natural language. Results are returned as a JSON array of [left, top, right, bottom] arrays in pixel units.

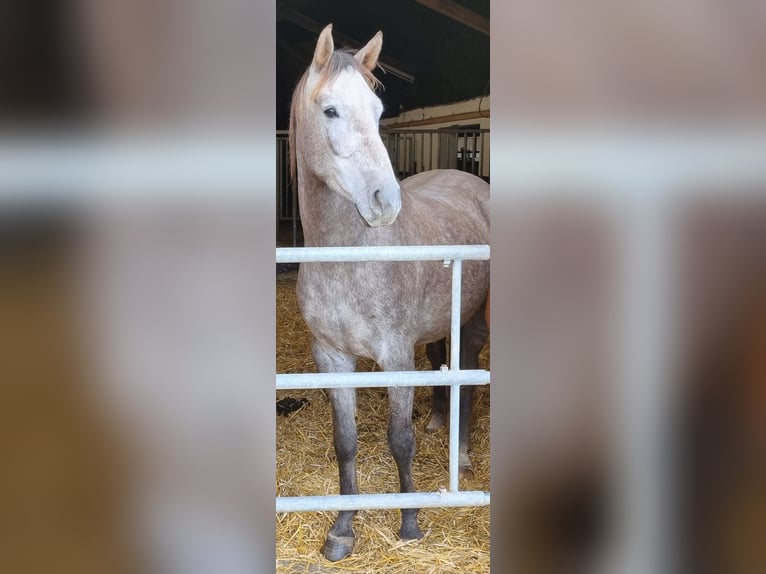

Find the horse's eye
[[323, 107, 338, 118]]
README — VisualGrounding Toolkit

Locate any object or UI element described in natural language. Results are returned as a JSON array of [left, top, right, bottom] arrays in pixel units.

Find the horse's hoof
[[425, 416, 445, 433], [321, 533, 355, 562], [400, 523, 424, 540], [459, 465, 475, 480]]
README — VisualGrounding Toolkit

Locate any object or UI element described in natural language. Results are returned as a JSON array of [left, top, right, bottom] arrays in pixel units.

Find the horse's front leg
[[312, 341, 359, 561], [381, 354, 424, 542], [425, 339, 448, 432]]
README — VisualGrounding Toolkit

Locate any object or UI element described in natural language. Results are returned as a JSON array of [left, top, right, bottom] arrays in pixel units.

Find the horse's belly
[[297, 260, 488, 358]]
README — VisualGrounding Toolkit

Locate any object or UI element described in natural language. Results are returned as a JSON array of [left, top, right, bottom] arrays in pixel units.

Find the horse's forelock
[[288, 50, 382, 183], [310, 51, 382, 99]]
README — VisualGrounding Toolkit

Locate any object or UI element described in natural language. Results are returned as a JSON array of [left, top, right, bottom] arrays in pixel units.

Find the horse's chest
[[296, 265, 398, 350]]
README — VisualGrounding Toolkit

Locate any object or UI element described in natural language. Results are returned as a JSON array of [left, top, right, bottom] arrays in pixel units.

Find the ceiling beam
[[414, 0, 489, 36], [277, 3, 416, 83]]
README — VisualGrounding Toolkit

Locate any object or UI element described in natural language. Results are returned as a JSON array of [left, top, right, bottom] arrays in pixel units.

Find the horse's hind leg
[[425, 339, 448, 432], [312, 341, 359, 561], [382, 353, 424, 542], [458, 301, 490, 478]]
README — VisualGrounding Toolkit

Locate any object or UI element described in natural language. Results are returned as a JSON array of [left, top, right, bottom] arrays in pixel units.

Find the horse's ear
[[312, 24, 334, 71], [354, 30, 382, 72]]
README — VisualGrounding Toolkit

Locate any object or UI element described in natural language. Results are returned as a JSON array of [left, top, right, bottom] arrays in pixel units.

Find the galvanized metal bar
[[277, 369, 489, 390], [276, 490, 490, 513], [449, 381, 461, 492], [449, 259, 463, 369], [448, 259, 463, 492], [276, 244, 489, 263]]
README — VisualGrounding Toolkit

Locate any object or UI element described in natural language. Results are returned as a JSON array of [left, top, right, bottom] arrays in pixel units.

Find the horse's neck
[[297, 170, 368, 247]]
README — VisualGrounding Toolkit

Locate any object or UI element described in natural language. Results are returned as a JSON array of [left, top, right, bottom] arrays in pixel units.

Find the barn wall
[[380, 95, 490, 130], [381, 96, 490, 180]]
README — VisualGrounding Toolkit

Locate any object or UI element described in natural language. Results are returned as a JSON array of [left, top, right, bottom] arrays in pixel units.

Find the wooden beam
[[383, 109, 489, 128], [414, 0, 489, 36], [277, 3, 416, 83]]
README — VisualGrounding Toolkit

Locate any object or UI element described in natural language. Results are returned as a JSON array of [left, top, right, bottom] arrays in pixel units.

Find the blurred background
[[1, 2, 275, 573], [491, 2, 766, 573], [0, 1, 764, 573]]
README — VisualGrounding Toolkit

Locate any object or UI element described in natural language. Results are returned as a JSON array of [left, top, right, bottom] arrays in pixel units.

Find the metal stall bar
[[277, 491, 490, 514], [277, 244, 489, 263], [277, 369, 489, 390], [378, 128, 489, 177], [449, 259, 463, 492]]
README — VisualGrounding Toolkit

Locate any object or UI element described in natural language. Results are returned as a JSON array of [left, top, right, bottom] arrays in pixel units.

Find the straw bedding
[[276, 270, 490, 573]]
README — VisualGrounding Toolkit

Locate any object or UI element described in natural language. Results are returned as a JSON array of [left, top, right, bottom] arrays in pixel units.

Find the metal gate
[[275, 244, 491, 513], [380, 128, 489, 180]]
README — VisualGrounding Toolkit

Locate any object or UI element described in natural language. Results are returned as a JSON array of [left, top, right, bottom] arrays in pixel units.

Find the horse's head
[[291, 24, 401, 227]]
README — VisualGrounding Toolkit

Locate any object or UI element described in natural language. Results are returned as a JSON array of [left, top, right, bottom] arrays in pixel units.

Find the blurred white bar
[[1, 132, 765, 197], [0, 135, 267, 195], [496, 131, 766, 193], [611, 193, 676, 574]]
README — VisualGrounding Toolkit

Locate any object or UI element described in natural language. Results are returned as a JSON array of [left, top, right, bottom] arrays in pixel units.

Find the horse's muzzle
[[365, 184, 401, 227]]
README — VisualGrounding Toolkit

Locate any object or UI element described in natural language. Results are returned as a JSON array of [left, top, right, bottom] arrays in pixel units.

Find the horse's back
[[400, 169, 489, 234], [402, 169, 488, 201]]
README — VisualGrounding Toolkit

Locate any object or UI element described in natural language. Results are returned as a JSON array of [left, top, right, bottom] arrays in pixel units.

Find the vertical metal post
[[419, 132, 424, 174], [449, 258, 463, 492], [430, 132, 435, 170], [460, 133, 467, 171]]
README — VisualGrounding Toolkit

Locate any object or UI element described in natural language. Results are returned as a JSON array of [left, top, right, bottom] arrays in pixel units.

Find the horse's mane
[[288, 50, 382, 184]]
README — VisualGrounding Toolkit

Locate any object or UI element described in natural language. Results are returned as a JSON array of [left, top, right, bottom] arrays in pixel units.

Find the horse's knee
[[333, 433, 357, 462], [387, 425, 415, 462]]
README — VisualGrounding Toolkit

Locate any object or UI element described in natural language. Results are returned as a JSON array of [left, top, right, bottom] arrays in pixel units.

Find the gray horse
[[289, 24, 490, 561]]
